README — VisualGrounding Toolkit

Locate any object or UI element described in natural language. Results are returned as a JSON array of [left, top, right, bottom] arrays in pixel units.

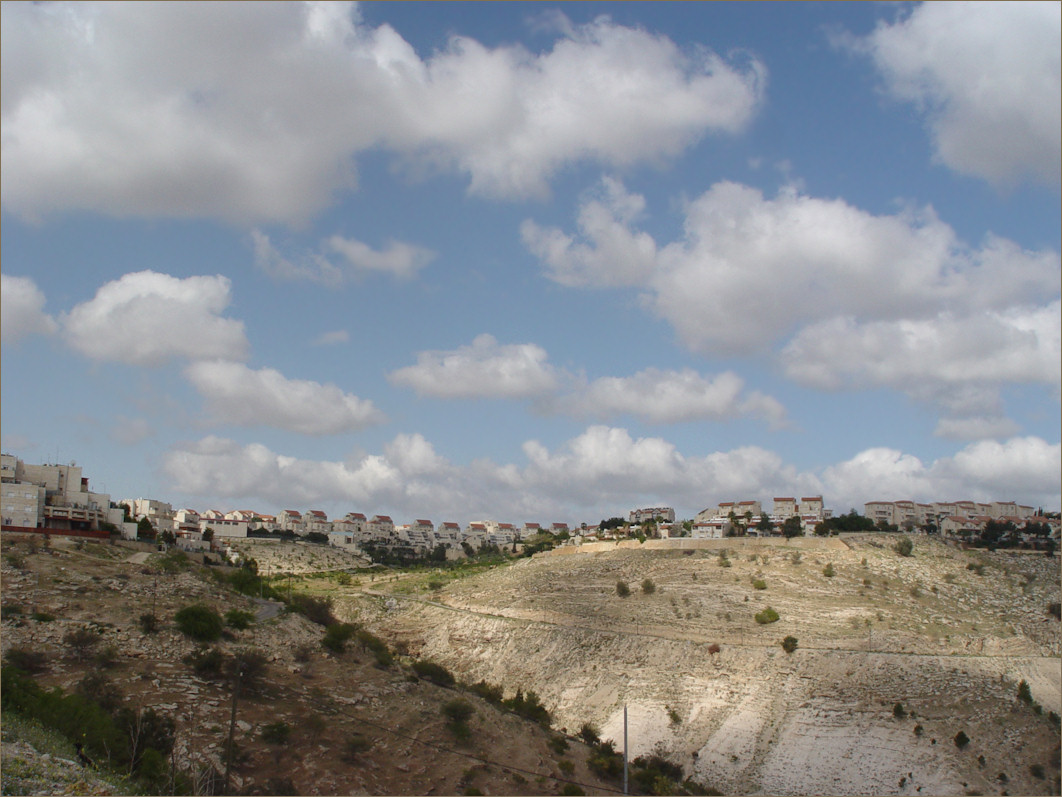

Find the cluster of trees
[[974, 519, 1055, 552]]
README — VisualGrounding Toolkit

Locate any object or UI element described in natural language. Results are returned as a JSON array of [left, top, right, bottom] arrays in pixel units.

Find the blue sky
[[2, 1, 1059, 525]]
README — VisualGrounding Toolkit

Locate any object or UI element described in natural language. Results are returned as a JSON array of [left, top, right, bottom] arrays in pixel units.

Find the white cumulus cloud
[[1, 274, 57, 342], [388, 333, 560, 399], [2, 3, 765, 223], [524, 179, 1060, 432], [554, 368, 787, 427], [251, 229, 434, 285], [61, 271, 249, 366], [520, 176, 658, 287], [781, 304, 1061, 436], [852, 1, 1061, 186], [822, 437, 1062, 511], [184, 360, 385, 435]]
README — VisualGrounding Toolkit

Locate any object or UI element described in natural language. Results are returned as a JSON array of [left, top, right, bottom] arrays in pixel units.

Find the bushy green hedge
[[1, 666, 177, 793], [174, 605, 223, 641]]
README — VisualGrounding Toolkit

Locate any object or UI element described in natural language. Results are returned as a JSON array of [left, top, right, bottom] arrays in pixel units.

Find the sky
[[2, 1, 1060, 526]]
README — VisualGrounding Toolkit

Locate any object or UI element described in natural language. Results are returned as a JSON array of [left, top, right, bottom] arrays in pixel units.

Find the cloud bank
[[2, 3, 765, 223], [161, 428, 1062, 521]]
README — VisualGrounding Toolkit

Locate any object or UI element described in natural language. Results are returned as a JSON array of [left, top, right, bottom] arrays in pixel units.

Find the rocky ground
[[0, 534, 618, 796], [343, 534, 1062, 796]]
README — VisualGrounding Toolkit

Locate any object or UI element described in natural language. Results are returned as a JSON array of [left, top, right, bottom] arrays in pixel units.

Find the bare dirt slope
[[345, 535, 1061, 796], [1, 534, 617, 796]]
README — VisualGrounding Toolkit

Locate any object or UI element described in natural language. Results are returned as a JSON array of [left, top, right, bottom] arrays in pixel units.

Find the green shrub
[[94, 644, 121, 669], [183, 645, 227, 679], [4, 646, 50, 674], [954, 730, 970, 749], [63, 628, 101, 662], [560, 783, 584, 795], [548, 734, 569, 754], [894, 536, 914, 557], [427, 578, 444, 591], [138, 613, 160, 634], [288, 593, 336, 626], [893, 702, 906, 719], [340, 734, 372, 763], [1030, 763, 1045, 780], [31, 611, 56, 623], [224, 608, 255, 630], [781, 636, 798, 654], [641, 578, 656, 594], [504, 688, 551, 726], [322, 622, 357, 654], [412, 659, 455, 687], [468, 680, 504, 704], [356, 629, 394, 667], [752, 579, 767, 590], [822, 562, 835, 578], [667, 706, 682, 725], [174, 604, 223, 641], [442, 698, 474, 741], [616, 580, 630, 597], [558, 759, 575, 775], [75, 672, 123, 714], [260, 721, 291, 745], [754, 607, 779, 624], [579, 722, 601, 746], [587, 740, 623, 778]]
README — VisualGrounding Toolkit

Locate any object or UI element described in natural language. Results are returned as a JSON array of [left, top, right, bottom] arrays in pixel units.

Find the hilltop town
[[4, 454, 1059, 565]]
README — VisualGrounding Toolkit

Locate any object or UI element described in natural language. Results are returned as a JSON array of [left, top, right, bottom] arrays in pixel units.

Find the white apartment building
[[304, 510, 332, 535], [278, 509, 304, 533], [864, 500, 1036, 528], [1, 454, 134, 537], [629, 507, 676, 524]]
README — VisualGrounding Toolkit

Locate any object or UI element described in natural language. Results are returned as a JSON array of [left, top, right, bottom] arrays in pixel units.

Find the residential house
[[278, 509, 304, 533]]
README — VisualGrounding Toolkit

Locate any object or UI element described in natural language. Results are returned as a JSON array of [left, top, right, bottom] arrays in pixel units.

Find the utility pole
[[623, 703, 629, 796], [223, 662, 243, 794]]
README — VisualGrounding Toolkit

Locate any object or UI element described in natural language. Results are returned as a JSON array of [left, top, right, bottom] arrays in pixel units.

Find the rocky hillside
[[0, 534, 620, 796], [343, 535, 1061, 796]]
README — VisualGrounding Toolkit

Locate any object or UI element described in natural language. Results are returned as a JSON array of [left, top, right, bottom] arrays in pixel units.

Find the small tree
[[781, 636, 798, 654], [1017, 679, 1033, 703], [64, 628, 101, 662], [893, 702, 907, 719], [894, 536, 914, 557], [616, 580, 631, 598], [641, 578, 656, 595], [579, 723, 601, 746], [201, 528, 215, 542], [954, 730, 970, 749], [137, 517, 156, 540], [823, 562, 835, 578], [782, 516, 803, 539]]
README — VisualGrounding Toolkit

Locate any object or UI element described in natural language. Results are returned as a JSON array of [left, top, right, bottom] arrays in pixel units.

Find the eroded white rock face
[[351, 538, 1061, 795]]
